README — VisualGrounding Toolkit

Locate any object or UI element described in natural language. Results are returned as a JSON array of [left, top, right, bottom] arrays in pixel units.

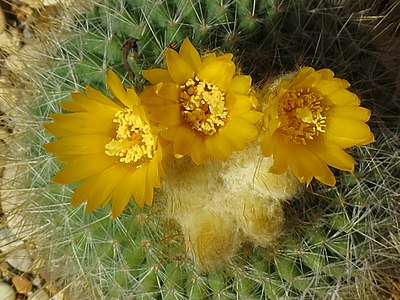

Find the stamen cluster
[[180, 76, 228, 135], [105, 108, 155, 165], [278, 87, 327, 145]]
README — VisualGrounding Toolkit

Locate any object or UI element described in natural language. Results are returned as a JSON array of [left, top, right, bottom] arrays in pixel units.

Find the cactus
[[1, 0, 399, 299]]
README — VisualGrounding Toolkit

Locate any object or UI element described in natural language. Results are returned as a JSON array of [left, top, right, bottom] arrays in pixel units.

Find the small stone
[[0, 162, 37, 240], [6, 249, 33, 273], [15, 4, 35, 24], [19, 0, 73, 8], [0, 228, 24, 253], [5, 43, 44, 74], [31, 276, 42, 287], [50, 294, 63, 300], [0, 32, 18, 53], [23, 24, 35, 40], [0, 281, 16, 300], [12, 276, 32, 295], [0, 7, 6, 33], [0, 86, 18, 112], [43, 282, 59, 295], [0, 125, 12, 149], [0, 261, 12, 279], [28, 289, 50, 300], [0, 126, 10, 141], [0, 27, 22, 53]]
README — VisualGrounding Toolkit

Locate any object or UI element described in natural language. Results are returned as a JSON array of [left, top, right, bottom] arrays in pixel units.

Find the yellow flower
[[260, 67, 374, 186], [141, 38, 262, 164], [44, 70, 164, 217]]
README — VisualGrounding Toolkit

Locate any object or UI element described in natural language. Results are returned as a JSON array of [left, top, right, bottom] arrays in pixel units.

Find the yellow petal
[[85, 86, 121, 108], [72, 92, 120, 110], [153, 82, 180, 102], [70, 175, 98, 205], [191, 140, 211, 164], [270, 132, 313, 183], [85, 196, 104, 213], [142, 68, 173, 84], [144, 192, 153, 206], [249, 94, 259, 107], [269, 134, 289, 174], [316, 78, 350, 95], [179, 38, 202, 72], [85, 165, 127, 213], [269, 156, 288, 174], [106, 70, 138, 108], [143, 178, 154, 206], [215, 53, 233, 62], [325, 116, 374, 148], [158, 160, 165, 178], [293, 69, 321, 89], [290, 67, 315, 87], [129, 166, 147, 207], [220, 118, 258, 148], [146, 148, 163, 188], [111, 179, 134, 218], [160, 126, 180, 141], [166, 48, 194, 84], [278, 137, 335, 186], [295, 145, 336, 186], [201, 53, 233, 66], [44, 122, 112, 138], [218, 130, 248, 151], [327, 132, 375, 149], [363, 132, 375, 145], [326, 106, 371, 122], [173, 126, 196, 155], [228, 75, 252, 94], [307, 141, 355, 172], [135, 105, 151, 123], [238, 111, 263, 123], [44, 123, 73, 137], [197, 60, 235, 91], [53, 154, 116, 184], [204, 134, 232, 161], [225, 93, 252, 114], [44, 135, 111, 155], [201, 53, 217, 65], [69, 94, 119, 118], [54, 154, 75, 163], [48, 113, 114, 135], [316, 68, 335, 80], [316, 69, 350, 88], [324, 89, 361, 106], [140, 88, 171, 111], [260, 131, 273, 157], [60, 101, 83, 112], [268, 133, 311, 183], [127, 88, 140, 106], [150, 104, 182, 125]]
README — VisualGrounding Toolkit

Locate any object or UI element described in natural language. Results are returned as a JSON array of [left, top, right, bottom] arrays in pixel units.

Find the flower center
[[105, 108, 155, 165], [179, 76, 228, 135], [278, 87, 327, 145]]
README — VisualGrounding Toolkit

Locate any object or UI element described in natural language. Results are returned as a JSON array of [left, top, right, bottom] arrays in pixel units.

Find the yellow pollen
[[278, 87, 327, 145], [105, 108, 155, 165], [179, 76, 228, 135]]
